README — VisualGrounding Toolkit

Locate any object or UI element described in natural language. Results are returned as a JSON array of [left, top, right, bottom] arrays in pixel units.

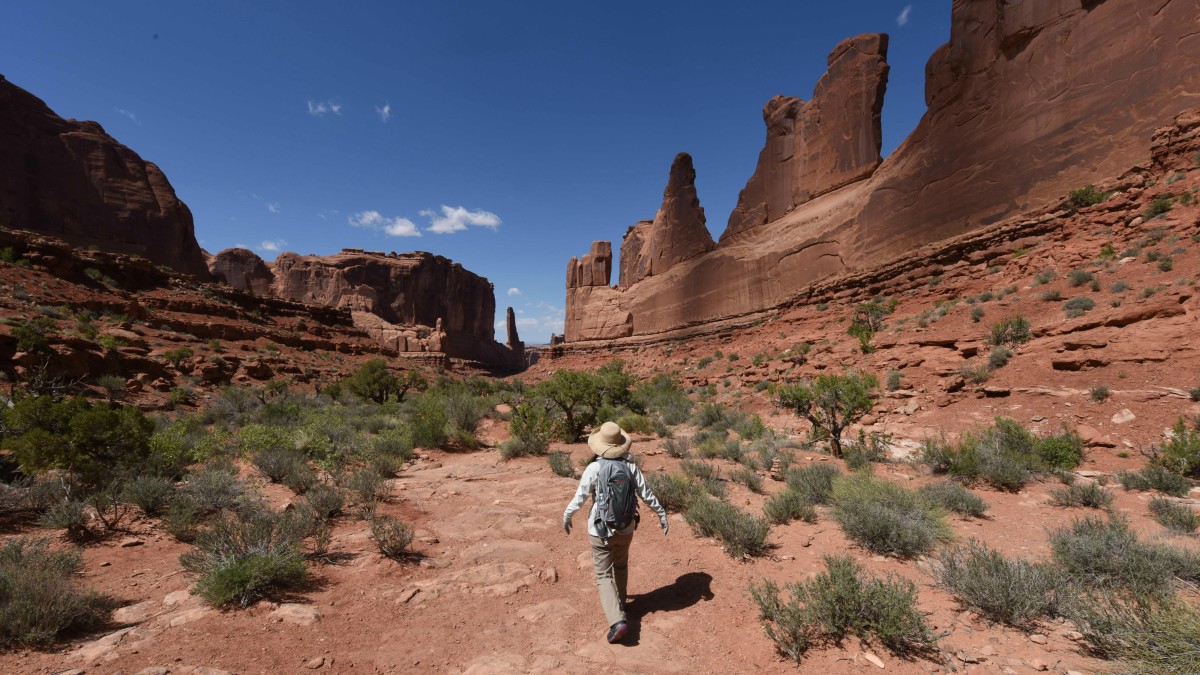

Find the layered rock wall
[[565, 0, 1200, 343], [564, 241, 630, 341], [0, 75, 209, 278], [208, 247, 274, 296]]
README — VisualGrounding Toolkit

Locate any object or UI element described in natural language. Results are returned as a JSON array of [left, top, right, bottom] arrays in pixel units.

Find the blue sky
[[2, 1, 950, 343]]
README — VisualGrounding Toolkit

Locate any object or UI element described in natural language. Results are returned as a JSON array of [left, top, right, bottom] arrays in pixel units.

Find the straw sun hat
[[587, 421, 632, 459]]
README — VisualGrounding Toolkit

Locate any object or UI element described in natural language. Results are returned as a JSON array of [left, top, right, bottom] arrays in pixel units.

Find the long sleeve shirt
[[563, 454, 667, 538]]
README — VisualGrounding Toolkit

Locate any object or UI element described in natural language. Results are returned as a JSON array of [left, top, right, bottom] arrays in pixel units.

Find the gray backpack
[[593, 458, 638, 535]]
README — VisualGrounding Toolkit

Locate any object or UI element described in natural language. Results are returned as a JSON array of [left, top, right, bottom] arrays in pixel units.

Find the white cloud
[[267, 202, 280, 214], [507, 288, 522, 297], [897, 4, 912, 26], [114, 108, 141, 126], [258, 239, 286, 252], [420, 205, 502, 234], [317, 208, 340, 220], [348, 210, 421, 237], [375, 103, 391, 123], [307, 100, 343, 117]]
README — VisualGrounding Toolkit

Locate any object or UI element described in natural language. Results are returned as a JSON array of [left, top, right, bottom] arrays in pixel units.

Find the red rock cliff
[[619, 153, 714, 287], [0, 75, 209, 278], [209, 247, 274, 296], [564, 0, 1200, 343]]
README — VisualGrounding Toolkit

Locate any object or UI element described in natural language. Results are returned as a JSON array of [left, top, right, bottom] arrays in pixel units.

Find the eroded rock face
[[208, 248, 274, 296], [723, 33, 889, 240], [564, 0, 1200, 343], [0, 75, 209, 278], [564, 241, 630, 342], [619, 153, 714, 287]]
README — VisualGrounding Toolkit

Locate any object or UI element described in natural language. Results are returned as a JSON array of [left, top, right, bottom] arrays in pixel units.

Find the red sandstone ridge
[[724, 33, 889, 240], [565, 241, 630, 342], [0, 75, 209, 278], [563, 0, 1200, 344], [209, 246, 525, 370], [619, 153, 715, 287]]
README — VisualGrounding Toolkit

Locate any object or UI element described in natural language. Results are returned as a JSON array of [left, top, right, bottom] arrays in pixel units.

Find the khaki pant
[[589, 532, 633, 626]]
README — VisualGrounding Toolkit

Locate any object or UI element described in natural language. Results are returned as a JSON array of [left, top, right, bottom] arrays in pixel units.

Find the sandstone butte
[[209, 246, 526, 370], [564, 0, 1200, 344], [0, 74, 209, 278], [0, 72, 522, 371]]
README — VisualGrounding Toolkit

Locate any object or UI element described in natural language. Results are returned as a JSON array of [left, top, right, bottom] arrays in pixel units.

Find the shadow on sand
[[623, 572, 714, 646]]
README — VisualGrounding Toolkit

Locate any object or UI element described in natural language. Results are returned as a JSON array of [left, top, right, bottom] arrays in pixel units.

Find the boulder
[[209, 247, 274, 295]]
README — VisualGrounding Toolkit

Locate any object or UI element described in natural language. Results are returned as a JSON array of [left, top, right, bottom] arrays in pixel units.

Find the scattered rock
[[1111, 408, 1136, 424], [1029, 633, 1048, 644], [162, 590, 191, 608], [119, 537, 145, 547], [304, 657, 325, 669], [270, 603, 322, 626], [134, 668, 171, 675], [862, 651, 885, 669]]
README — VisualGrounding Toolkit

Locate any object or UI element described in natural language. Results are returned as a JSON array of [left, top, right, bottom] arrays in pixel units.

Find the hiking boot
[[606, 621, 629, 644]]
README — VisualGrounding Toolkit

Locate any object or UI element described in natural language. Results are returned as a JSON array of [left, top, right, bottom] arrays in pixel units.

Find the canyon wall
[[0, 75, 210, 278], [564, 0, 1200, 343]]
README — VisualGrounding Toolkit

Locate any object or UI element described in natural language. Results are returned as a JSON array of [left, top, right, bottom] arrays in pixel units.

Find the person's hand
[[659, 515, 669, 536], [563, 518, 572, 535]]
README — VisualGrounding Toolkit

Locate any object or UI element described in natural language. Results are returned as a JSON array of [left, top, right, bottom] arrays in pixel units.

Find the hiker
[[563, 421, 669, 644]]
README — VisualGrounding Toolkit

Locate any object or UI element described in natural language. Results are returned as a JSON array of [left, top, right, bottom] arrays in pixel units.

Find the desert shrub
[[680, 460, 726, 499], [1111, 280, 1130, 293], [969, 305, 985, 323], [1149, 417, 1200, 477], [1148, 497, 1198, 534], [1036, 428, 1084, 469], [1049, 516, 1200, 598], [774, 372, 878, 457], [842, 430, 890, 471], [162, 495, 204, 542], [180, 462, 253, 514], [763, 489, 817, 525], [784, 464, 840, 505], [732, 414, 768, 441], [1143, 195, 1174, 219], [729, 467, 763, 493], [341, 359, 400, 403], [162, 347, 194, 366], [39, 499, 89, 541], [645, 472, 705, 512], [120, 475, 174, 516], [1064, 595, 1200, 675], [1116, 466, 1192, 497], [534, 369, 602, 440], [180, 511, 308, 608], [441, 385, 491, 448], [1032, 270, 1056, 286], [500, 402, 552, 459], [920, 418, 1080, 491], [0, 538, 115, 647], [1050, 482, 1114, 509], [403, 391, 449, 449], [885, 370, 903, 391], [201, 385, 262, 427], [918, 482, 989, 518], [632, 374, 693, 425], [986, 316, 1031, 347], [663, 435, 692, 459], [1039, 289, 1062, 302], [1063, 296, 1095, 317], [845, 298, 896, 354], [252, 446, 308, 484], [1068, 270, 1094, 287], [346, 468, 388, 507], [684, 496, 770, 557], [931, 540, 1065, 628], [986, 347, 1013, 370], [749, 555, 934, 663], [303, 483, 344, 520], [96, 374, 126, 401], [1069, 185, 1111, 209], [831, 474, 949, 558], [1090, 384, 1110, 402], [369, 515, 415, 560], [693, 401, 733, 430], [547, 451, 574, 478], [958, 362, 990, 384], [616, 412, 653, 436]]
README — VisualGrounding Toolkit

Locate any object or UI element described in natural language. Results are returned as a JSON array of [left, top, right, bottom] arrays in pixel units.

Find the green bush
[[958, 362, 990, 384], [632, 374, 693, 425], [663, 435, 692, 459], [1064, 595, 1200, 675], [500, 402, 552, 458], [932, 540, 1065, 628], [1050, 516, 1200, 598], [346, 469, 388, 507], [645, 472, 705, 512], [534, 369, 603, 441], [680, 460, 726, 499], [987, 347, 1013, 370], [1148, 497, 1198, 534], [1050, 482, 1113, 509], [774, 372, 878, 457], [39, 499, 89, 541], [251, 446, 308, 484], [986, 316, 1031, 347], [1063, 296, 1095, 317], [1032, 270, 1056, 286], [162, 495, 203, 542], [162, 347, 194, 366], [616, 412, 653, 435], [763, 489, 817, 525], [441, 384, 491, 448], [918, 482, 989, 518], [12, 317, 58, 354], [749, 555, 935, 663], [842, 430, 890, 470], [120, 475, 175, 516], [342, 358, 400, 403], [1068, 270, 1094, 287], [1069, 185, 1111, 209], [1150, 417, 1200, 477], [0, 538, 115, 647], [180, 512, 308, 608], [1143, 195, 1174, 219], [885, 370, 903, 391], [684, 497, 771, 558], [547, 451, 574, 478], [404, 392, 449, 449], [831, 474, 950, 558], [180, 462, 253, 514], [1090, 384, 1110, 402], [920, 418, 1080, 491], [729, 467, 763, 494], [369, 515, 415, 560], [303, 483, 345, 520], [1117, 465, 1192, 497], [784, 464, 840, 505]]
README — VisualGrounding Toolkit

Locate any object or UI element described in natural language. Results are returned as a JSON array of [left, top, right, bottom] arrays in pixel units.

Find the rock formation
[[563, 0, 1200, 343], [565, 241, 630, 342], [208, 247, 274, 296], [724, 33, 889, 240], [505, 307, 523, 353], [0, 75, 209, 278], [619, 153, 715, 287]]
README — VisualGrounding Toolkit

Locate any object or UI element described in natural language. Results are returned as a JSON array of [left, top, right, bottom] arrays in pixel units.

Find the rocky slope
[[564, 0, 1200, 342], [0, 75, 209, 278]]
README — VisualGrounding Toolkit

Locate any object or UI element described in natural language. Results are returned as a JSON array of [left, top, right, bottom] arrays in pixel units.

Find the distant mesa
[[0, 74, 210, 278], [563, 0, 1200, 343]]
